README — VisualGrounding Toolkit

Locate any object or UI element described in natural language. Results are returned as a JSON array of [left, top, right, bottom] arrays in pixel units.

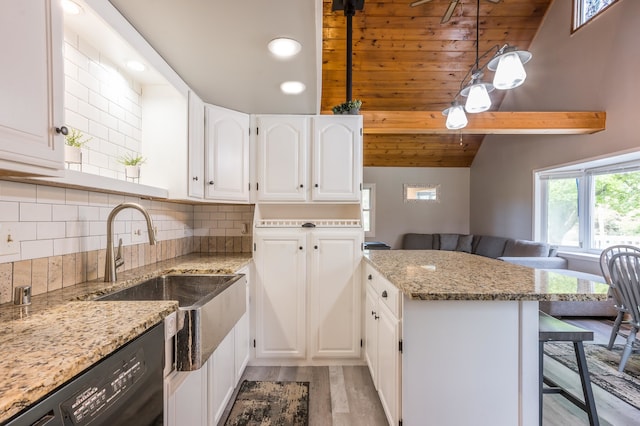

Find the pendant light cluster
[[442, 0, 532, 130]]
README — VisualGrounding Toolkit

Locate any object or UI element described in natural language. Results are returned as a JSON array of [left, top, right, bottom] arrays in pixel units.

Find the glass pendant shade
[[443, 103, 468, 130], [463, 82, 492, 113], [492, 51, 527, 89]]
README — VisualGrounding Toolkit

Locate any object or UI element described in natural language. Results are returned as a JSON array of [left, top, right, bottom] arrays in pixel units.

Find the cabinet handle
[[192, 176, 199, 181], [382, 290, 388, 298], [55, 126, 68, 135], [209, 181, 214, 185], [374, 314, 379, 320], [367, 274, 372, 280], [371, 310, 376, 316]]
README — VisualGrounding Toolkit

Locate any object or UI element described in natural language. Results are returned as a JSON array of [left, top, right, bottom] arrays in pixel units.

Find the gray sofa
[[402, 233, 616, 317], [402, 233, 567, 269]]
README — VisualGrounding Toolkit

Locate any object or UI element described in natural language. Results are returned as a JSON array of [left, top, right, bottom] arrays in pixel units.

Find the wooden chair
[[599, 245, 640, 349], [539, 311, 599, 426], [607, 251, 640, 372]]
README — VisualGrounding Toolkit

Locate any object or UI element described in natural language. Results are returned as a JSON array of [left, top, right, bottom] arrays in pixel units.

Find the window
[[573, 0, 618, 31], [536, 154, 640, 253], [403, 184, 440, 203], [362, 184, 375, 238]]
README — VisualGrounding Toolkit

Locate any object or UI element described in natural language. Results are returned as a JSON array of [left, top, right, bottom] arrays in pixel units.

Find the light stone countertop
[[0, 253, 252, 423], [364, 250, 611, 301]]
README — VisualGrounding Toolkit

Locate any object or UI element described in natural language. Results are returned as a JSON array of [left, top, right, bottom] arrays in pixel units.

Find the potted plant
[[332, 99, 362, 115], [119, 152, 146, 180], [64, 128, 91, 165]]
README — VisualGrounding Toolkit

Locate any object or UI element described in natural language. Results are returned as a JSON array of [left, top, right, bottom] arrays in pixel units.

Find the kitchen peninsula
[[364, 250, 610, 426]]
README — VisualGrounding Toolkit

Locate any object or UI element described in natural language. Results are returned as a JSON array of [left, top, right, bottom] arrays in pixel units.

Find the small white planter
[[125, 165, 141, 180], [64, 145, 82, 164]]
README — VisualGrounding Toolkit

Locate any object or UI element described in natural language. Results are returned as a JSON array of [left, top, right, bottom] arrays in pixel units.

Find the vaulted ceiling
[[321, 0, 555, 167]]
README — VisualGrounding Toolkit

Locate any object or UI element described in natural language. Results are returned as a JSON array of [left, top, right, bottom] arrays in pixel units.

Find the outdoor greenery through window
[[573, 0, 618, 31], [536, 156, 640, 253]]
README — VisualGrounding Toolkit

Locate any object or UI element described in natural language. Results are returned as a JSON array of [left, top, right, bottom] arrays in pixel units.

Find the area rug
[[224, 380, 309, 426], [544, 343, 640, 410]]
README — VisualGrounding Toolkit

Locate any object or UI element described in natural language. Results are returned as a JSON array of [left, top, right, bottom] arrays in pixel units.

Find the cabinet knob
[[192, 176, 199, 181], [367, 274, 372, 280], [315, 184, 319, 188], [382, 290, 388, 298], [371, 310, 376, 316], [209, 181, 214, 185], [299, 184, 304, 188], [374, 314, 379, 320], [299, 246, 303, 250], [314, 245, 318, 249], [55, 126, 68, 135]]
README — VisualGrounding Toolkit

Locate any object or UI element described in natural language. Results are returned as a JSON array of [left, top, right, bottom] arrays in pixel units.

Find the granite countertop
[[0, 253, 252, 423], [364, 250, 610, 302]]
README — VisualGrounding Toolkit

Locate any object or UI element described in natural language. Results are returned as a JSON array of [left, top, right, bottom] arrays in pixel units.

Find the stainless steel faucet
[[104, 202, 157, 282]]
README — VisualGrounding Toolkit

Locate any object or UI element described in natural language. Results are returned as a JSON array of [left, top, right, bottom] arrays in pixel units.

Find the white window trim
[[534, 149, 640, 255], [363, 183, 376, 238]]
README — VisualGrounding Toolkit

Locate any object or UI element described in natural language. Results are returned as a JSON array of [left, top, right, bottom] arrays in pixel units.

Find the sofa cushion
[[473, 236, 511, 258], [503, 239, 550, 257], [455, 234, 473, 253], [403, 233, 436, 250], [439, 233, 459, 251]]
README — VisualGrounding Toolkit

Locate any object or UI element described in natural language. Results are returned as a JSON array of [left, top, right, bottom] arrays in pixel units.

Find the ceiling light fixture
[[268, 38, 302, 59], [443, 0, 532, 129], [280, 81, 306, 95], [61, 0, 83, 15]]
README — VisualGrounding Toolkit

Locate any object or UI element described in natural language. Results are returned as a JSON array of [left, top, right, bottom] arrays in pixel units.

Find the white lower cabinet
[[253, 229, 363, 363], [364, 264, 402, 426], [208, 329, 236, 425], [165, 367, 207, 426]]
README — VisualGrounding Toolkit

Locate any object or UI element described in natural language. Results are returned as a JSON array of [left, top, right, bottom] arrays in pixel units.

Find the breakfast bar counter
[[363, 250, 609, 426]]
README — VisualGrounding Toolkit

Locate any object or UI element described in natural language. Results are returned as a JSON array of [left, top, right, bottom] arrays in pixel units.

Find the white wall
[[364, 167, 470, 249], [470, 0, 640, 240]]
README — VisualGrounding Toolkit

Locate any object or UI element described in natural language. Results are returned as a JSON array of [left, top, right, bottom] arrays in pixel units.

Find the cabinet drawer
[[364, 263, 380, 294], [378, 276, 401, 318]]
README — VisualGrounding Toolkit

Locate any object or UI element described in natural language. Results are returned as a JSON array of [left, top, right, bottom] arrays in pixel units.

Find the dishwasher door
[[3, 323, 164, 426]]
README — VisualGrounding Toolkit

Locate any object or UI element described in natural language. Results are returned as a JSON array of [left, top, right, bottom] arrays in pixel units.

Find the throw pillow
[[503, 239, 550, 257], [439, 233, 459, 251], [455, 235, 473, 253]]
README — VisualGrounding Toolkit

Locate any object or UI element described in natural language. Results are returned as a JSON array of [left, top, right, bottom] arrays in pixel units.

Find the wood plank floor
[[219, 319, 639, 425]]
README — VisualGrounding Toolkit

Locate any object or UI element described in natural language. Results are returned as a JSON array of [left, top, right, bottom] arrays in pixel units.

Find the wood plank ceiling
[[321, 0, 554, 167]]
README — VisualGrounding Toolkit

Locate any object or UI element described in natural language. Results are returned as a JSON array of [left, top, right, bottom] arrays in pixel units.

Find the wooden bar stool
[[539, 311, 599, 426]]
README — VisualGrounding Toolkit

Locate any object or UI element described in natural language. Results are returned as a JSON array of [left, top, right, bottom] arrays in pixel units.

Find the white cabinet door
[[364, 280, 379, 386], [234, 266, 251, 385], [165, 369, 207, 426], [0, 0, 64, 176], [377, 301, 401, 426], [256, 115, 309, 201], [188, 91, 205, 198], [309, 230, 362, 358], [208, 329, 236, 425], [312, 116, 362, 202], [254, 232, 307, 359], [205, 104, 251, 202]]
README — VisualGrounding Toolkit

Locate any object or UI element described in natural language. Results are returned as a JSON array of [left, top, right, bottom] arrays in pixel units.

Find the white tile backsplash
[[20, 204, 52, 222]]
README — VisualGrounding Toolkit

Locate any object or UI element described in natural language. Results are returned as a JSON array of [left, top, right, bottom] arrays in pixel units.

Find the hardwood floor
[[219, 319, 639, 426]]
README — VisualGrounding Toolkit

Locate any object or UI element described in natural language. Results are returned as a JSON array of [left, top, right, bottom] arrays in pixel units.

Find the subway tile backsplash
[[0, 180, 254, 304]]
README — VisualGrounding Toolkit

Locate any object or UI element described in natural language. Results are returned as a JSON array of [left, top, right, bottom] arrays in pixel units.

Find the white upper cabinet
[[188, 91, 205, 198], [0, 0, 65, 176], [255, 115, 362, 203], [205, 104, 251, 202], [312, 116, 363, 202], [256, 115, 309, 202]]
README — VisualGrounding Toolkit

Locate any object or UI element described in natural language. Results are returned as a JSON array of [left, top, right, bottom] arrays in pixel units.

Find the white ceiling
[[107, 0, 322, 115]]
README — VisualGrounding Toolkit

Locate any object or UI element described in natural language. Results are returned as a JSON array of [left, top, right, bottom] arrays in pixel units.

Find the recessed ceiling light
[[126, 60, 146, 72], [61, 0, 83, 15], [268, 38, 302, 59], [280, 81, 306, 95]]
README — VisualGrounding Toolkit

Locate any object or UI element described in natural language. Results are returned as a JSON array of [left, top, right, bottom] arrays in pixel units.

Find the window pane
[[363, 211, 370, 232], [362, 188, 370, 210], [547, 178, 580, 246], [592, 170, 640, 249]]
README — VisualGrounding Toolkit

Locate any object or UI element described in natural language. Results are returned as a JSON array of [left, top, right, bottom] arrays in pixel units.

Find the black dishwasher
[[3, 323, 164, 426]]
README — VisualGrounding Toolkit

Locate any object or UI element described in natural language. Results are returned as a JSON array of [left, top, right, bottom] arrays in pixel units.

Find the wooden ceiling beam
[[360, 111, 606, 135]]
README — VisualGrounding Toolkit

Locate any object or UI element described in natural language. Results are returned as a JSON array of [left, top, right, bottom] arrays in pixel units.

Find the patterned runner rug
[[224, 380, 309, 425], [544, 343, 640, 410]]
